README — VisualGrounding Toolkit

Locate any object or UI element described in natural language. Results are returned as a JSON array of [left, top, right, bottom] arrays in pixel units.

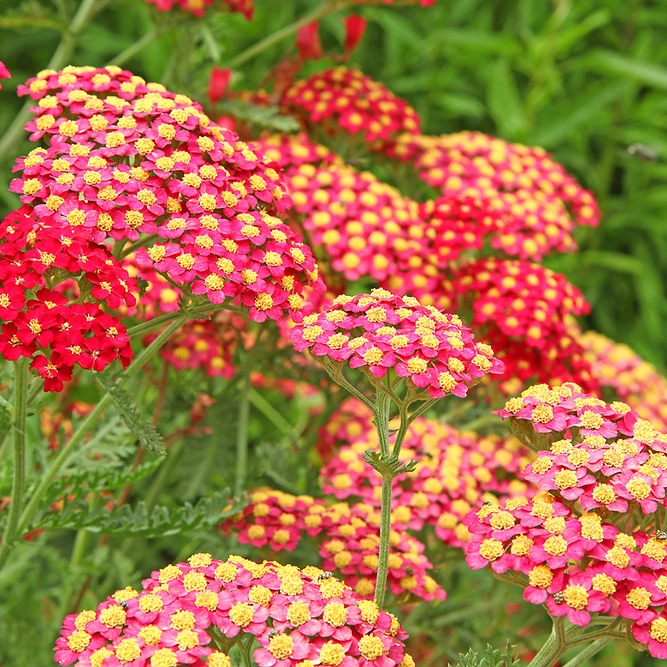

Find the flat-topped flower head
[[289, 289, 503, 399], [282, 67, 420, 143], [384, 131, 600, 232], [447, 258, 597, 392], [54, 555, 409, 667], [12, 66, 324, 322], [140, 0, 255, 19]]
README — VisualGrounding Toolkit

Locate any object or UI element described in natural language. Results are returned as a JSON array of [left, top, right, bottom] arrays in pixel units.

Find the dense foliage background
[[1, 1, 667, 666]]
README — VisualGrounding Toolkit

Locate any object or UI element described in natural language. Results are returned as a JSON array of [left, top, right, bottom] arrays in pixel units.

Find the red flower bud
[[296, 21, 323, 61], [344, 15, 367, 54], [208, 66, 232, 105]]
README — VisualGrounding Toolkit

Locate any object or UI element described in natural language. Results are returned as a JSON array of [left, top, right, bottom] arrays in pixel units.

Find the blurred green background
[[0, 2, 666, 664]]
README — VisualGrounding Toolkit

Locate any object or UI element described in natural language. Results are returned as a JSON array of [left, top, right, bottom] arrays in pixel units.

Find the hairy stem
[[0, 359, 30, 569], [527, 617, 567, 667], [561, 637, 613, 667]]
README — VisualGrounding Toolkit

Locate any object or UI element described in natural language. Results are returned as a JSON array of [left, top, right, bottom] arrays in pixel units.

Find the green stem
[[527, 617, 567, 667], [0, 316, 187, 571], [561, 638, 612, 667], [107, 28, 162, 67], [234, 357, 251, 497], [0, 359, 29, 567], [126, 302, 233, 338], [373, 388, 393, 609], [0, 0, 100, 161], [224, 0, 348, 70]]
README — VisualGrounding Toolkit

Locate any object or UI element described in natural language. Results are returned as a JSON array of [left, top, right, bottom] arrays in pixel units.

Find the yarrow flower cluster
[[282, 68, 421, 143], [55, 554, 412, 667], [0, 207, 134, 391], [11, 65, 324, 322], [578, 329, 667, 432], [443, 258, 596, 393], [143, 0, 253, 19], [290, 289, 503, 399], [465, 382, 667, 657], [384, 131, 600, 232], [321, 406, 532, 548], [222, 489, 445, 602]]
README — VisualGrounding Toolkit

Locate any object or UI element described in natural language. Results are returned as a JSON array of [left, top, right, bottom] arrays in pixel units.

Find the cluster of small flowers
[[0, 207, 134, 391], [443, 258, 597, 393], [143, 0, 253, 19], [290, 289, 503, 398], [384, 131, 600, 229], [282, 67, 421, 143], [11, 65, 324, 322], [320, 404, 532, 548], [579, 330, 667, 431], [420, 192, 581, 262], [222, 489, 445, 602], [55, 554, 412, 667], [464, 382, 667, 657]]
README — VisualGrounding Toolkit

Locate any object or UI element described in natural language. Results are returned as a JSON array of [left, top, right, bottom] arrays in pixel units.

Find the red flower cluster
[[0, 60, 11, 89], [320, 404, 532, 548], [385, 131, 600, 229], [0, 207, 134, 391], [223, 489, 445, 602], [579, 330, 667, 432], [143, 0, 253, 19], [55, 554, 411, 667], [283, 67, 421, 143], [290, 289, 503, 398], [11, 66, 323, 322], [444, 258, 596, 393], [463, 382, 667, 657]]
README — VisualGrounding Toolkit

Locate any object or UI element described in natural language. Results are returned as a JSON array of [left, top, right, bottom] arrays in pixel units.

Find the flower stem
[[234, 355, 251, 498], [0, 316, 187, 571], [527, 617, 567, 667], [0, 359, 29, 568], [561, 638, 612, 667], [373, 388, 393, 609], [224, 0, 350, 70], [0, 0, 100, 161], [106, 28, 162, 67]]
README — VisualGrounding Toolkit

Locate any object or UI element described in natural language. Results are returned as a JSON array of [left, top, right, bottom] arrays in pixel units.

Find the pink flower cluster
[[11, 66, 324, 322], [282, 67, 421, 143], [290, 289, 503, 398], [578, 329, 667, 432], [321, 407, 532, 548], [55, 554, 412, 667], [384, 131, 600, 233], [444, 258, 597, 393], [144, 0, 253, 19], [463, 382, 667, 657], [222, 489, 445, 602], [0, 207, 134, 391]]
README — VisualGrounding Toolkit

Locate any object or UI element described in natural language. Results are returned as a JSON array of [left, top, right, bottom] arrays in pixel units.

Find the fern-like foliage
[[217, 100, 301, 134], [97, 373, 166, 456], [451, 644, 519, 667], [31, 490, 245, 537]]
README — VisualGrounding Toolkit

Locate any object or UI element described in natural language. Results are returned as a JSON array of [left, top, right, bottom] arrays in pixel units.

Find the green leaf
[[96, 373, 166, 456], [217, 100, 300, 134], [486, 61, 527, 139], [577, 50, 667, 90], [450, 643, 519, 667]]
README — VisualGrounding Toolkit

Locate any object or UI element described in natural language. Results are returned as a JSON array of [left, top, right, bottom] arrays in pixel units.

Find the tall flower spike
[[289, 289, 503, 401]]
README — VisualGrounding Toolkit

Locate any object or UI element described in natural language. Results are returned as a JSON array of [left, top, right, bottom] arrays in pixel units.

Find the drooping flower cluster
[[55, 554, 412, 667], [465, 382, 667, 657], [143, 0, 253, 19], [443, 259, 596, 393], [0, 207, 134, 391], [321, 408, 532, 548], [384, 131, 600, 229], [579, 330, 667, 431], [222, 489, 446, 602], [11, 65, 324, 322], [282, 67, 421, 143], [290, 289, 503, 398]]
